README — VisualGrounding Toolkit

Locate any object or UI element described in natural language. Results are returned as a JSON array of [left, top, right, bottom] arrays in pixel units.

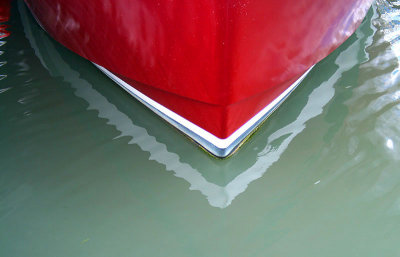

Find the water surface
[[1, 1, 400, 256]]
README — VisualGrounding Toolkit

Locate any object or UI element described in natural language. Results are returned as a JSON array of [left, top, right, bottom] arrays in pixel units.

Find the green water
[[2, 1, 400, 256]]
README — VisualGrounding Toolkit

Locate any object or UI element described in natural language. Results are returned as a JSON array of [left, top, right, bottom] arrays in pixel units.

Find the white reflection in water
[[0, 20, 7, 80], [386, 138, 394, 149], [20, 1, 367, 208]]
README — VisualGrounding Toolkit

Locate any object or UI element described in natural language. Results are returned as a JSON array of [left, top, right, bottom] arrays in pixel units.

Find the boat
[[23, 0, 373, 157]]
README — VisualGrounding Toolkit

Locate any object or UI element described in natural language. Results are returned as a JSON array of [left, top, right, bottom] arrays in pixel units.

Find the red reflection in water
[[0, 0, 10, 39]]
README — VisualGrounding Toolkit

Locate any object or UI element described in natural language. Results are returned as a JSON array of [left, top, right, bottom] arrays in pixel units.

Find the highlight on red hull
[[23, 0, 373, 157]]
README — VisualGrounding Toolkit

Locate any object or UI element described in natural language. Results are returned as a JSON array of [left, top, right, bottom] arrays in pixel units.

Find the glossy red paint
[[25, 0, 372, 138]]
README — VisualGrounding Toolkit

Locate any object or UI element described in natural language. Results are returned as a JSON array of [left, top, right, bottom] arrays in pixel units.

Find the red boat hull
[[24, 0, 372, 156]]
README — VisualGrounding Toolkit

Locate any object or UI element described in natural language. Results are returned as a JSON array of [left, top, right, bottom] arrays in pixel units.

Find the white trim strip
[[94, 64, 313, 157]]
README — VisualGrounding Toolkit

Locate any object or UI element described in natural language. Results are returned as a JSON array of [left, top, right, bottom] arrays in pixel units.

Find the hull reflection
[[0, 0, 9, 80]]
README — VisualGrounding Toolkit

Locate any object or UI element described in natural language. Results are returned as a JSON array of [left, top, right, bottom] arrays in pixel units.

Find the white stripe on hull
[[94, 64, 313, 157]]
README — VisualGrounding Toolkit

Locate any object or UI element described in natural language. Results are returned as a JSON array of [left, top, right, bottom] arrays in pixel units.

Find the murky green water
[[1, 1, 400, 256]]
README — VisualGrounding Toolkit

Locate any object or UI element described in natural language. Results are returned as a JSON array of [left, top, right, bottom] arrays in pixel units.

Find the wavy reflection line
[[20, 1, 360, 208], [227, 27, 367, 199]]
